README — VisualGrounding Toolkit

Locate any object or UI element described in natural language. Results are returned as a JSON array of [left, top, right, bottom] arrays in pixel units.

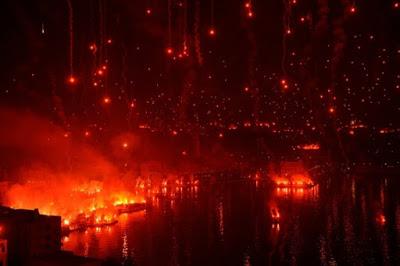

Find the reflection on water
[[63, 172, 400, 265]]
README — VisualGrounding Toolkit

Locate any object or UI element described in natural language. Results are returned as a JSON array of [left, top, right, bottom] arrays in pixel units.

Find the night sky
[[0, 0, 399, 139]]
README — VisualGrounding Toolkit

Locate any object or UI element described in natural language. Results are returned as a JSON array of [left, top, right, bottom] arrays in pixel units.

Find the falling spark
[[67, 76, 77, 85], [103, 96, 111, 104], [66, 0, 74, 78], [209, 28, 216, 36], [194, 0, 203, 64], [41, 22, 45, 35], [166, 47, 173, 55]]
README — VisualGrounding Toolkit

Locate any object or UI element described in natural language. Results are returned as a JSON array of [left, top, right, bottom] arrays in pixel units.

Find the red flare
[[67, 76, 77, 85], [103, 97, 111, 104], [208, 28, 216, 36], [166, 47, 173, 55]]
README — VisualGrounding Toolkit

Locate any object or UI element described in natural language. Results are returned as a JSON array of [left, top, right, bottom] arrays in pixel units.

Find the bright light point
[[377, 214, 386, 225], [130, 102, 135, 108], [300, 17, 305, 22], [97, 69, 104, 75], [286, 29, 292, 35], [122, 142, 128, 149], [281, 79, 287, 85], [103, 97, 111, 104], [84, 131, 90, 137], [107, 39, 112, 44], [166, 47, 173, 55], [146, 8, 152, 15], [218, 133, 224, 138], [93, 82, 98, 87], [67, 76, 76, 85], [394, 2, 399, 9], [89, 44, 96, 51], [350, 6, 357, 13], [247, 12, 253, 18], [209, 28, 216, 36], [181, 151, 187, 156], [245, 3, 251, 8], [244, 87, 250, 92], [329, 107, 335, 114]]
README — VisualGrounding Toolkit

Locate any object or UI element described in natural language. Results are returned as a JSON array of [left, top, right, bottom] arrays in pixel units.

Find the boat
[[114, 202, 146, 214], [271, 161, 316, 188]]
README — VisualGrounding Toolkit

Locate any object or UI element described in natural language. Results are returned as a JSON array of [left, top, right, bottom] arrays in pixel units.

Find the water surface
[[63, 173, 400, 265]]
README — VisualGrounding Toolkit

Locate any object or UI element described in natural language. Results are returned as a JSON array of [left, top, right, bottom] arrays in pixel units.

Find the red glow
[[298, 143, 320, 150], [377, 213, 386, 225], [350, 6, 357, 13], [67, 76, 77, 85], [103, 97, 111, 104], [271, 207, 280, 221], [146, 8, 152, 15], [89, 44, 97, 52], [247, 11, 254, 18], [107, 39, 112, 44], [166, 47, 173, 55], [273, 175, 312, 187], [122, 142, 128, 149], [209, 28, 216, 36], [395, 2, 399, 9], [84, 131, 90, 137], [329, 107, 335, 114], [280, 79, 289, 90]]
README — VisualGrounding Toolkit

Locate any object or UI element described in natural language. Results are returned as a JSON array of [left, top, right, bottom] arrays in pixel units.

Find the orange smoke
[[0, 108, 146, 227]]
